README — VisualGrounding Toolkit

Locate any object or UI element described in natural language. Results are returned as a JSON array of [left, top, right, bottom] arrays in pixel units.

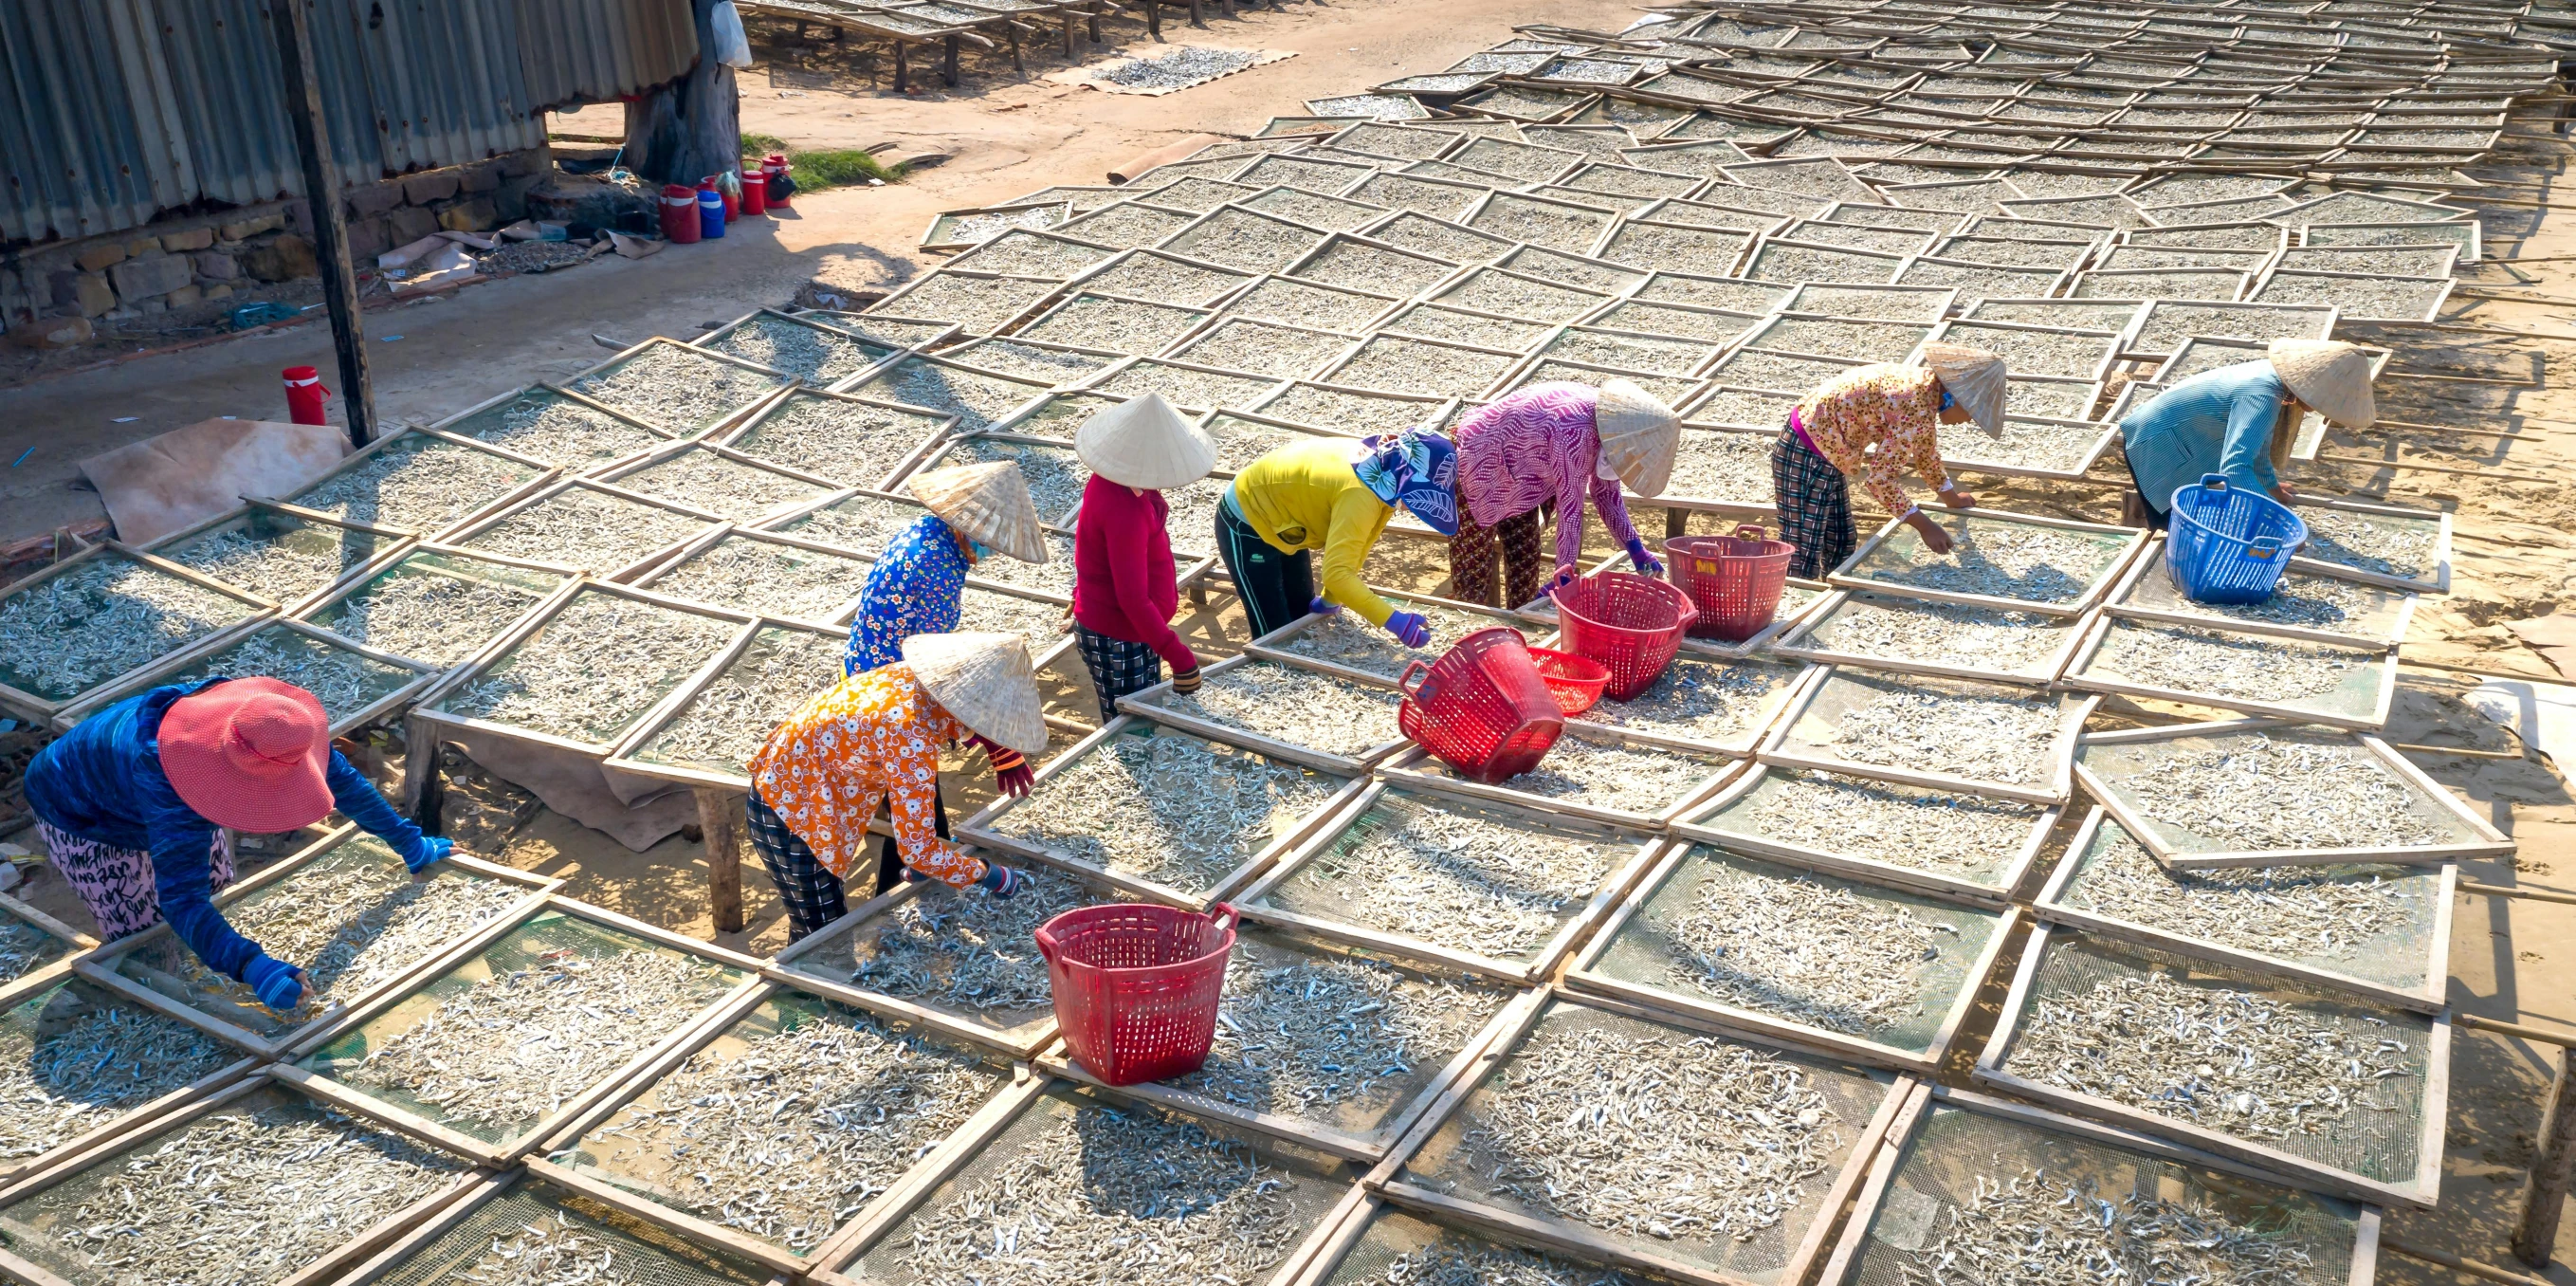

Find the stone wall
[[0, 147, 554, 344]]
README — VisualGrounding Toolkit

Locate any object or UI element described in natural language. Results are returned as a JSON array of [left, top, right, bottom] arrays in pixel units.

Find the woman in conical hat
[[1446, 378, 1683, 609], [1070, 393, 1218, 715], [748, 632, 1048, 940], [844, 460, 1050, 677], [2116, 339, 2375, 528], [1774, 342, 2008, 579]]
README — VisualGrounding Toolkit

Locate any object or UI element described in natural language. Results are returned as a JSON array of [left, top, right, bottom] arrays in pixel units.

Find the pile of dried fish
[[0, 558, 255, 700], [163, 525, 366, 605], [1895, 1170, 2322, 1286], [444, 593, 738, 744], [28, 1099, 462, 1284], [577, 1013, 995, 1251], [1665, 867, 1954, 1035], [447, 391, 662, 466], [1582, 658, 1790, 744], [454, 1210, 640, 1286], [1180, 952, 1500, 1122], [1272, 604, 1495, 678], [161, 625, 415, 727], [653, 538, 868, 622], [2109, 734, 2449, 851], [2092, 622, 2366, 704], [2161, 571, 2384, 633], [202, 851, 527, 1010], [1279, 800, 1618, 958], [2014, 966, 2418, 1142], [459, 485, 711, 573], [0, 993, 239, 1158], [990, 731, 1338, 892], [1811, 685, 2061, 787], [338, 947, 738, 1130], [1463, 1021, 1842, 1243], [1355, 1235, 1649, 1286], [850, 870, 1089, 1017], [0, 921, 61, 985], [705, 316, 885, 384], [1741, 771, 2037, 875], [311, 563, 551, 667], [293, 439, 534, 532], [2299, 510, 2438, 581], [1466, 735, 1717, 814], [1166, 663, 1399, 758], [1860, 523, 2108, 603], [890, 1105, 1302, 1284], [616, 450, 830, 523], [635, 629, 841, 771], [1806, 597, 2066, 674], [2067, 822, 2418, 964], [569, 347, 783, 432]]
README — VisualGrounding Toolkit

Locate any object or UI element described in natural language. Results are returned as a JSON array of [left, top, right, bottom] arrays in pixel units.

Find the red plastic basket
[[1549, 572, 1699, 702], [1667, 524, 1797, 642], [1526, 647, 1611, 716], [1036, 902, 1236, 1086], [1398, 626, 1564, 783]]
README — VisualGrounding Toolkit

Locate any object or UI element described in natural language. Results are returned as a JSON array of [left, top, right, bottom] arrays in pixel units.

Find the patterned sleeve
[[883, 697, 982, 888], [846, 517, 965, 676]]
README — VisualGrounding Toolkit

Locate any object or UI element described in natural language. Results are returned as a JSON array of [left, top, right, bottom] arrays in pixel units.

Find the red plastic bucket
[[738, 166, 768, 216], [1667, 524, 1796, 642], [1550, 573, 1698, 701], [762, 154, 792, 206], [282, 366, 327, 425], [660, 184, 701, 243], [1398, 626, 1564, 782], [1038, 902, 1236, 1086], [1526, 647, 1611, 716]]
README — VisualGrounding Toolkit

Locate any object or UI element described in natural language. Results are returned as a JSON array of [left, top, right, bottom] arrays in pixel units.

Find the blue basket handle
[[2244, 537, 2282, 561], [2197, 473, 2230, 492]]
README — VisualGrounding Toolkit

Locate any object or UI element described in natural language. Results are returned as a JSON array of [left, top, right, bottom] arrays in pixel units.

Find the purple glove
[[1385, 611, 1432, 649], [1625, 538, 1664, 577], [1307, 596, 1339, 616]]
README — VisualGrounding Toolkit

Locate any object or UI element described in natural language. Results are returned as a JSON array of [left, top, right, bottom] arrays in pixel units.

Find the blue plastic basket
[[2165, 473, 2308, 604]]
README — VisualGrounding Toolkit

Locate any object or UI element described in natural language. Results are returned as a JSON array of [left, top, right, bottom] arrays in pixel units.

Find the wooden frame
[[1972, 923, 2450, 1209], [2071, 718, 2512, 870], [1564, 841, 2022, 1075], [1376, 727, 1743, 832], [591, 437, 847, 529], [329, 1165, 795, 1286], [49, 613, 442, 735], [0, 893, 95, 1013], [2286, 492, 2453, 594], [261, 425, 560, 542], [1674, 761, 2057, 905], [1242, 589, 1526, 689], [1233, 782, 1666, 984], [2104, 535, 2418, 649], [1924, 316, 2127, 381], [0, 542, 276, 724], [598, 614, 850, 794], [0, 969, 265, 1196], [2059, 612, 2401, 731], [437, 474, 729, 583], [624, 522, 874, 626], [0, 1072, 487, 1286], [558, 335, 800, 437], [2246, 265, 2455, 322], [287, 540, 579, 677], [1756, 665, 2097, 805], [420, 381, 679, 481], [2034, 805, 2456, 1012], [1826, 505, 2148, 619], [1818, 1085, 2384, 1286], [2302, 218, 2481, 262], [860, 266, 1069, 337], [1363, 987, 1915, 1286], [2125, 297, 2339, 360], [1554, 652, 1814, 758], [278, 895, 763, 1167], [137, 499, 417, 616], [917, 200, 1073, 253], [1113, 652, 1410, 775], [691, 308, 908, 389], [715, 385, 961, 491]]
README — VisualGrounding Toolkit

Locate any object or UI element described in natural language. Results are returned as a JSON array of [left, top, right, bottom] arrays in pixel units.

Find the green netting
[[0, 976, 241, 1162], [849, 1086, 1357, 1283], [1773, 669, 2081, 797], [1399, 1000, 1893, 1284], [301, 910, 746, 1145], [112, 833, 526, 1038], [1253, 787, 1635, 965], [2044, 813, 2443, 991], [369, 1180, 772, 1286], [776, 864, 1103, 1038], [0, 551, 261, 703], [1690, 766, 2047, 891], [549, 990, 1007, 1257], [2120, 555, 2413, 643], [0, 908, 73, 988], [148, 622, 421, 729], [1318, 1206, 1655, 1285], [1588, 844, 2001, 1056], [160, 508, 394, 606], [429, 589, 738, 747], [302, 548, 567, 668], [1792, 592, 2078, 682], [1994, 933, 2433, 1186], [2076, 726, 2481, 860], [1845, 1103, 2363, 1286], [2074, 618, 2391, 724], [630, 626, 843, 779], [1842, 512, 2133, 609]]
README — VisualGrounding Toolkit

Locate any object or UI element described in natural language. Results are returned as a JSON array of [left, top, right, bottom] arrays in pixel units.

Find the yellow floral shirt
[[1794, 363, 1952, 517], [749, 664, 985, 888]]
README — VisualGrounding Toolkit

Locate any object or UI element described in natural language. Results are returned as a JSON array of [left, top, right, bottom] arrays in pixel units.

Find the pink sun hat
[[156, 678, 335, 833]]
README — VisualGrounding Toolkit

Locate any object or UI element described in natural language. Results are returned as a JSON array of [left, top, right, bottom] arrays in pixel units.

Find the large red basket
[[1036, 902, 1236, 1086], [1550, 572, 1699, 701], [1398, 626, 1564, 783], [1667, 524, 1796, 642]]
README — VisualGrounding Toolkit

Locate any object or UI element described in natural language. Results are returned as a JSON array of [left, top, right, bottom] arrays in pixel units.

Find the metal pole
[[268, 0, 375, 448], [2514, 1044, 2576, 1267]]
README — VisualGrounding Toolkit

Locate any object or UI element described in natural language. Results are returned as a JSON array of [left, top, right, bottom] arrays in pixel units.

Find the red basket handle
[[1397, 659, 1432, 700], [1034, 917, 1062, 964], [1203, 901, 1237, 938], [1732, 523, 1768, 541]]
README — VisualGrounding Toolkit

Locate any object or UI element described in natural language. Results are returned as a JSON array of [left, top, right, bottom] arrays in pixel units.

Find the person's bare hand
[[1906, 509, 1954, 556], [1938, 487, 1976, 509], [2271, 482, 2298, 503]]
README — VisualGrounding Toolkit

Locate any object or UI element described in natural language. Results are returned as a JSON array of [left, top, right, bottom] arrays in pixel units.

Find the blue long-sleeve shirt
[[23, 679, 428, 984], [846, 514, 971, 675], [2118, 359, 2287, 514]]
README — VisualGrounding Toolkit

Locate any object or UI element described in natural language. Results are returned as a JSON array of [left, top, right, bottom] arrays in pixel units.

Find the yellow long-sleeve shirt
[[1228, 439, 1398, 626]]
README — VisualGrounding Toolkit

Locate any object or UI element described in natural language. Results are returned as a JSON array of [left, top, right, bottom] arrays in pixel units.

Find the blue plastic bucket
[[2165, 473, 2307, 604]]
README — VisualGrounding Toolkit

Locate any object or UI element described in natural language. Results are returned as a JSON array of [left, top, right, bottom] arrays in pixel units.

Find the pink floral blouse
[[1794, 363, 1953, 517]]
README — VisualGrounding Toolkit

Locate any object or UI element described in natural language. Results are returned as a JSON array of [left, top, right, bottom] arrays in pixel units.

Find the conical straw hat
[[1075, 393, 1216, 489], [2268, 339, 2377, 428], [1920, 341, 2007, 435], [1594, 379, 1680, 496], [905, 462, 1049, 563], [903, 632, 1047, 755]]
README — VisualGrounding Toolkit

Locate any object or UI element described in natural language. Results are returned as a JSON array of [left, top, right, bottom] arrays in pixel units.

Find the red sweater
[[1072, 476, 1194, 670]]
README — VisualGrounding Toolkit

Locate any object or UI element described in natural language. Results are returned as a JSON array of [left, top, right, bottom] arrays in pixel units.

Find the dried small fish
[[613, 450, 832, 524], [2067, 820, 2422, 964], [729, 395, 948, 487], [1436, 735, 1719, 815], [1348, 1234, 1648, 1286], [442, 390, 665, 467], [0, 921, 64, 986], [568, 346, 787, 432], [1175, 948, 1503, 1123], [1258, 382, 1444, 434], [956, 586, 1069, 652], [291, 437, 538, 532], [991, 729, 1341, 893], [1578, 657, 1791, 745], [1272, 603, 1496, 680], [703, 316, 888, 383], [1738, 770, 2040, 876], [0, 987, 237, 1159], [308, 560, 557, 667], [2091, 621, 2370, 705], [872, 274, 1059, 335], [651, 537, 869, 622], [1272, 795, 1622, 958], [2108, 733, 2451, 851], [2298, 510, 2438, 581], [0, 558, 257, 701], [1665, 866, 1955, 1035], [443, 593, 737, 744], [1856, 521, 2115, 604], [456, 485, 712, 575], [1803, 681, 2062, 786], [1802, 596, 2068, 675], [1165, 662, 1400, 759], [1896, 1169, 2321, 1285], [156, 624, 418, 728], [633, 628, 842, 772], [849, 868, 1093, 1018], [161, 523, 375, 605], [1021, 292, 1204, 352]]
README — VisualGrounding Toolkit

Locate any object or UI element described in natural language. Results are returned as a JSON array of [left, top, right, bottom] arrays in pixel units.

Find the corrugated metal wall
[[0, 0, 697, 248]]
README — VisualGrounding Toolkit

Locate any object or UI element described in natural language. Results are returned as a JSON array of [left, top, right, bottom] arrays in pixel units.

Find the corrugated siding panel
[[521, 0, 700, 111]]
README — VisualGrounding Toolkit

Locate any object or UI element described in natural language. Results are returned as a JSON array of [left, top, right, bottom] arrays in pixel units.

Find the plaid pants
[[1771, 428, 1854, 580], [1447, 499, 1551, 608], [746, 783, 951, 939], [1076, 625, 1162, 718]]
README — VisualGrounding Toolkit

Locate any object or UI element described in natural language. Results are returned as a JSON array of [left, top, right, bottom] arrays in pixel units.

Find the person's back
[[2118, 358, 2287, 509]]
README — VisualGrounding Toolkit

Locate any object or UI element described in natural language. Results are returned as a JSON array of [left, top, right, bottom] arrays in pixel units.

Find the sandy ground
[[6, 1, 2576, 1277]]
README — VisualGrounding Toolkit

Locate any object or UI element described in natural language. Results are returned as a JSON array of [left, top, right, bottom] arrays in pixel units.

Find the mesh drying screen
[[1253, 789, 1633, 964], [2120, 557, 2413, 643], [850, 1087, 1357, 1284], [1573, 656, 1805, 753], [150, 621, 422, 729], [2294, 507, 2444, 585], [1792, 594, 2076, 681], [1266, 600, 1503, 684], [0, 906, 74, 989], [2044, 814, 2441, 991], [285, 434, 545, 533], [565, 343, 790, 433], [4, 1083, 467, 1286], [1400, 1001, 1891, 1283], [159, 508, 394, 606], [1840, 512, 2132, 609], [111, 834, 529, 1038], [981, 722, 1350, 897], [629, 626, 843, 780], [1772, 670, 2079, 795], [0, 552, 262, 703], [1845, 1103, 2363, 1286], [2074, 619, 2390, 723], [440, 387, 666, 468], [0, 977, 241, 1162], [1403, 731, 1726, 818], [1319, 1206, 1653, 1285], [550, 990, 1007, 1257], [302, 548, 568, 668], [370, 1180, 773, 1286], [649, 535, 872, 622], [300, 911, 746, 1144], [1994, 933, 2433, 1186], [1588, 844, 2001, 1055], [771, 490, 925, 557], [1690, 767, 2046, 891], [2076, 726, 2480, 858], [430, 590, 739, 747], [776, 865, 1105, 1039]]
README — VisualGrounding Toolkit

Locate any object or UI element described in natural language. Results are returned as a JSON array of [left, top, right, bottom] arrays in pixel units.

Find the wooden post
[[1007, 25, 1021, 73], [1219, 0, 1234, 18], [695, 788, 746, 935], [2515, 1045, 2576, 1267], [1062, 11, 1075, 58], [894, 39, 908, 93], [1087, 5, 1101, 42], [942, 33, 959, 86], [1145, 0, 1160, 38], [1665, 505, 1688, 542], [267, 0, 375, 449], [1188, 0, 1203, 28]]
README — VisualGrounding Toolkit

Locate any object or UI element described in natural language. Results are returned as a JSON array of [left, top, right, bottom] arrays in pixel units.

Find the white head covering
[[1074, 393, 1217, 489]]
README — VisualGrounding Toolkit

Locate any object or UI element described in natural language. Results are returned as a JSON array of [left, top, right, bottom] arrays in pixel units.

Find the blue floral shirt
[[847, 514, 970, 675]]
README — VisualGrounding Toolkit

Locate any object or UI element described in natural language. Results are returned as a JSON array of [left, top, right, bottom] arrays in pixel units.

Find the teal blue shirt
[[2118, 360, 2286, 514]]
